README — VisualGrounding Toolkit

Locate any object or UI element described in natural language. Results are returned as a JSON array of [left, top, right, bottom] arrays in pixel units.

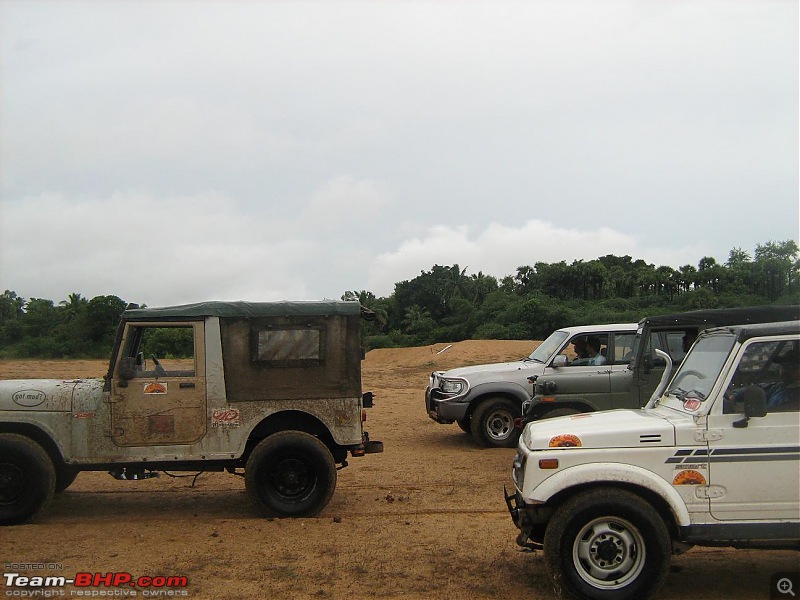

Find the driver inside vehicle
[[726, 349, 800, 413]]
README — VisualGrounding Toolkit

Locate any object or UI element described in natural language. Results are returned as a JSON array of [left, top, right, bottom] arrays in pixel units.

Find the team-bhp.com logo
[[3, 572, 189, 596]]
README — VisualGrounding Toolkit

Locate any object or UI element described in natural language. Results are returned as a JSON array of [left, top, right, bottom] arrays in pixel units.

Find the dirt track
[[1, 342, 798, 599]]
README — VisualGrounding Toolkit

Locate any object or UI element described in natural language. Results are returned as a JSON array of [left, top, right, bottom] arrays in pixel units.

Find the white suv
[[506, 320, 800, 600]]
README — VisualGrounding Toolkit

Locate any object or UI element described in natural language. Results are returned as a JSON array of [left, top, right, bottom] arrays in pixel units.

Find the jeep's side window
[[665, 331, 688, 363], [611, 333, 636, 364], [646, 332, 666, 366], [563, 334, 609, 366], [123, 325, 196, 377], [252, 326, 325, 367], [725, 341, 800, 413]]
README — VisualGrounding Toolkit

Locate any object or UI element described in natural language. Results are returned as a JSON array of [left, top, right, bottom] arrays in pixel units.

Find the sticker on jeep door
[[212, 408, 241, 427], [144, 382, 168, 395], [673, 469, 707, 485]]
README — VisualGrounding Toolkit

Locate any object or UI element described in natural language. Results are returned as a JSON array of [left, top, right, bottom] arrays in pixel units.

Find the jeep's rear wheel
[[543, 488, 671, 600], [0, 434, 56, 525], [470, 398, 520, 448], [245, 431, 337, 518]]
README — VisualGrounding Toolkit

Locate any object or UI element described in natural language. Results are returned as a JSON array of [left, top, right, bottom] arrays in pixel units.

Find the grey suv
[[425, 323, 637, 448]]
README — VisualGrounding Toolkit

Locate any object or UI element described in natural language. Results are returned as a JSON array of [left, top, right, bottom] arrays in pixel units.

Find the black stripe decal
[[666, 447, 800, 464]]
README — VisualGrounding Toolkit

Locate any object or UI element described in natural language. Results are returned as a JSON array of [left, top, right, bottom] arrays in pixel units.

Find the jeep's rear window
[[255, 328, 323, 365]]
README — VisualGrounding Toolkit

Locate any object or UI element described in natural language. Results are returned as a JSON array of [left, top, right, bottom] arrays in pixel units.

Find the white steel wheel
[[572, 515, 646, 590]]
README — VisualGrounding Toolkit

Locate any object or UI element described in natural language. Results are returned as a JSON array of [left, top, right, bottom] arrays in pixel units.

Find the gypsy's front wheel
[[543, 487, 671, 600]]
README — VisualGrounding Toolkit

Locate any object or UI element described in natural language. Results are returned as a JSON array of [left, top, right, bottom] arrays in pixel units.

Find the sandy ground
[[1, 341, 798, 599]]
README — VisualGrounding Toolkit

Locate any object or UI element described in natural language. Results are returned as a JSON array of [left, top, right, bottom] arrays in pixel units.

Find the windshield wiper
[[673, 388, 707, 401]]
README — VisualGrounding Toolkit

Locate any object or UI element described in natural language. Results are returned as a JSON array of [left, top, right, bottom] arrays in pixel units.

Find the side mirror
[[118, 356, 137, 381], [733, 386, 767, 428], [551, 355, 568, 368]]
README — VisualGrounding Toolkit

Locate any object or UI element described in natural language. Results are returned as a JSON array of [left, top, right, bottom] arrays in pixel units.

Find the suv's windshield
[[665, 333, 736, 402], [528, 330, 569, 363]]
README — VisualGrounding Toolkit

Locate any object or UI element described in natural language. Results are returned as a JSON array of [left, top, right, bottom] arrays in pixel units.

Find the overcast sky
[[1, 0, 797, 307]]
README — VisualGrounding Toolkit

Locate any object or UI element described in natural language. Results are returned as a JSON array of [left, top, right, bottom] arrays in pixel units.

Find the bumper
[[425, 387, 469, 424], [350, 431, 384, 457], [503, 485, 551, 551]]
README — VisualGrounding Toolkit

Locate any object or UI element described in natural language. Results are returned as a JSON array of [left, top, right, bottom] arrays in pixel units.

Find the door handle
[[179, 382, 196, 389]]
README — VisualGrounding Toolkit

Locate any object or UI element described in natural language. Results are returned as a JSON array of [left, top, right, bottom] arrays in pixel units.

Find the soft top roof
[[640, 305, 800, 329], [123, 300, 363, 320], [702, 320, 800, 342]]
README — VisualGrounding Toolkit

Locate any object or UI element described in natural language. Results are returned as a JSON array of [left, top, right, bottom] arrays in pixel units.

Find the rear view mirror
[[551, 355, 568, 368], [733, 386, 767, 428], [118, 357, 137, 381], [742, 386, 767, 418]]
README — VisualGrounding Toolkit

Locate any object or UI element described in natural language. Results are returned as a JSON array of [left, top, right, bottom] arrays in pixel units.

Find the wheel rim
[[485, 409, 513, 441], [572, 516, 646, 590], [0, 462, 24, 505], [266, 456, 317, 504]]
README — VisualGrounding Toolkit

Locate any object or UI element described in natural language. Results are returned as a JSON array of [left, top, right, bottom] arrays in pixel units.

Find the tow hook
[[351, 431, 384, 457], [504, 486, 540, 552], [503, 485, 519, 520]]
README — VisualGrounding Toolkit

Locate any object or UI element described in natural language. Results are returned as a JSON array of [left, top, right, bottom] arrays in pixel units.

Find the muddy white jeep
[[506, 320, 800, 600], [0, 300, 382, 525]]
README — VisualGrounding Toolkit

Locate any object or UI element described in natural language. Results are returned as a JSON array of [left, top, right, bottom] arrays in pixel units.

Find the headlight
[[439, 378, 466, 395]]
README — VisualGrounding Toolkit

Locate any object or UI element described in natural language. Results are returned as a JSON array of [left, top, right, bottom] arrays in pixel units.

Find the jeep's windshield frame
[[663, 332, 737, 404]]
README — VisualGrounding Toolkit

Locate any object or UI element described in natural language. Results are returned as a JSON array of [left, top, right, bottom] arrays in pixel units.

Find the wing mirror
[[733, 386, 767, 428], [551, 355, 568, 368], [118, 357, 137, 381]]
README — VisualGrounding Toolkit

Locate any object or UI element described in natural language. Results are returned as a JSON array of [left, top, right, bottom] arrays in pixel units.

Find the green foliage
[[141, 327, 195, 359], [0, 291, 127, 358], [1, 240, 797, 358]]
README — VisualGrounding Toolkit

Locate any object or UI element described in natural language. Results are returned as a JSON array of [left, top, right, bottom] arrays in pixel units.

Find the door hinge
[[695, 485, 725, 499], [695, 429, 723, 442]]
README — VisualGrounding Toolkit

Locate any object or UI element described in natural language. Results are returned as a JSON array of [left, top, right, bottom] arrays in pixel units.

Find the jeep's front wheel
[[55, 466, 79, 493], [245, 431, 337, 518], [470, 398, 520, 448], [543, 488, 671, 600], [0, 433, 56, 525]]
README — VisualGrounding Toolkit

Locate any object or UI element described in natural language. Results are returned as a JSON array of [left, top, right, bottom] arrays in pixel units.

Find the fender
[[527, 461, 692, 528], [0, 417, 69, 466], [529, 393, 604, 413], [467, 381, 530, 408]]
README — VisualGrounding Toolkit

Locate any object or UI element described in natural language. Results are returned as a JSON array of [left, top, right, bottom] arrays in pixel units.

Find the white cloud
[[367, 220, 710, 296], [304, 175, 392, 228], [0, 1, 796, 307]]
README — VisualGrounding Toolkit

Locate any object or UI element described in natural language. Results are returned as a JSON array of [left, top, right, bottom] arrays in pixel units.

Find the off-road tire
[[543, 487, 671, 600], [470, 398, 520, 448], [0, 433, 56, 525], [245, 431, 337, 518], [456, 417, 471, 433], [55, 466, 79, 493]]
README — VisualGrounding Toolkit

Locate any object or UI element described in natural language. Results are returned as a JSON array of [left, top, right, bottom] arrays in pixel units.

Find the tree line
[[1, 240, 798, 358]]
